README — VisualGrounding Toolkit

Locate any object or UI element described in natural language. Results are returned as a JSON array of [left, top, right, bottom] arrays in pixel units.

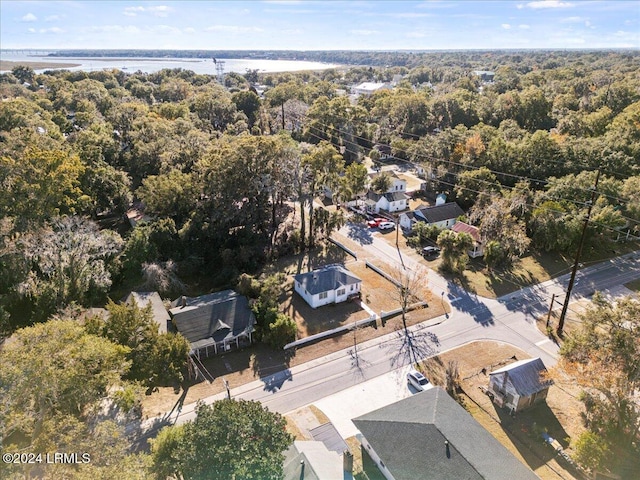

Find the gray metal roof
[[294, 265, 361, 296], [490, 358, 552, 397], [353, 387, 539, 480], [169, 290, 255, 351], [283, 441, 343, 480], [415, 202, 465, 224], [384, 191, 408, 202], [310, 423, 349, 454], [126, 291, 170, 334]]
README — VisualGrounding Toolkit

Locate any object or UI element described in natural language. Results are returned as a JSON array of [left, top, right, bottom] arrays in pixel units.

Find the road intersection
[[137, 223, 639, 447]]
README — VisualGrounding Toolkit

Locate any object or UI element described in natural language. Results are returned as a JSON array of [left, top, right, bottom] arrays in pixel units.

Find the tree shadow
[[487, 400, 574, 473], [344, 222, 374, 245], [447, 279, 495, 326], [380, 325, 441, 368], [250, 347, 296, 392]]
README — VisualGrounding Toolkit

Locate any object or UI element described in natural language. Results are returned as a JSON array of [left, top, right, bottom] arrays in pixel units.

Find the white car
[[407, 369, 430, 391], [378, 221, 395, 231]]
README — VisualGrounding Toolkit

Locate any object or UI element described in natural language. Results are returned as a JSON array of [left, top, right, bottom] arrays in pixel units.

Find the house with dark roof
[[168, 290, 255, 358], [294, 265, 362, 309], [489, 358, 552, 413], [353, 387, 539, 480], [452, 221, 484, 258], [364, 190, 408, 213], [126, 291, 171, 334], [399, 202, 464, 231]]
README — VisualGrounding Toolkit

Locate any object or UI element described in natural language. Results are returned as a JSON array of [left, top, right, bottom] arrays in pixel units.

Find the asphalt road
[[134, 224, 639, 447]]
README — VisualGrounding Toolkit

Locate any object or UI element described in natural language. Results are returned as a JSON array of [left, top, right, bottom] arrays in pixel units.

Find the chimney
[[181, 296, 187, 308]]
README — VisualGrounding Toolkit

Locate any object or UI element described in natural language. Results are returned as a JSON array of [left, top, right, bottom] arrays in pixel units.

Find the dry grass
[[308, 404, 331, 425], [419, 341, 584, 480]]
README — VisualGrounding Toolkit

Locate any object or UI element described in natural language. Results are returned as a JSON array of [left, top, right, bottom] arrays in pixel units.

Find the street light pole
[[557, 169, 600, 337]]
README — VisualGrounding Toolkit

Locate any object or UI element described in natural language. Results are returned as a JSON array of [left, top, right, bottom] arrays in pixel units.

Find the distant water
[[0, 51, 338, 74]]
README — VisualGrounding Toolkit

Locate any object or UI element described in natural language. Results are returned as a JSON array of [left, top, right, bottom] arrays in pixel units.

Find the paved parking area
[[311, 365, 416, 438]]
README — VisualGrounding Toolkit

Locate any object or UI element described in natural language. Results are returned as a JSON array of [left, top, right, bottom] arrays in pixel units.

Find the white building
[[399, 202, 464, 231], [352, 82, 391, 96], [294, 265, 362, 309]]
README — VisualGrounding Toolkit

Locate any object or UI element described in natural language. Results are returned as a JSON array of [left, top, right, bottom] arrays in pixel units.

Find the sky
[[1, 0, 639, 51]]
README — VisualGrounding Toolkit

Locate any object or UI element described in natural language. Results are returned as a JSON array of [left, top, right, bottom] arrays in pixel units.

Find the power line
[[295, 112, 638, 210], [298, 118, 640, 225], [302, 124, 640, 241]]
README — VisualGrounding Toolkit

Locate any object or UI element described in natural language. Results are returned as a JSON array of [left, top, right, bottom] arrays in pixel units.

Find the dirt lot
[[420, 341, 585, 480]]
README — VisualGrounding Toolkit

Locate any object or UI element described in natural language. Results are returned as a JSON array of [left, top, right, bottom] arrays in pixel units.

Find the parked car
[[422, 246, 440, 258], [407, 369, 430, 391], [378, 221, 395, 231], [367, 217, 386, 228]]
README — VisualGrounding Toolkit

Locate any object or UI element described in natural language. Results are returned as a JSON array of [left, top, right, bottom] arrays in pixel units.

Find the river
[[0, 51, 339, 75]]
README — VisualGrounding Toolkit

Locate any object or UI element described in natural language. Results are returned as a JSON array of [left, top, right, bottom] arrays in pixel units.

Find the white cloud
[[21, 13, 37, 22], [124, 6, 172, 17], [205, 25, 264, 33], [39, 27, 65, 34], [183, 27, 196, 34], [524, 1, 574, 9], [123, 6, 144, 17], [349, 29, 380, 36], [45, 15, 65, 22], [390, 13, 432, 18], [150, 25, 181, 35], [84, 25, 142, 34], [27, 28, 36, 34], [502, 23, 511, 29], [519, 24, 530, 29]]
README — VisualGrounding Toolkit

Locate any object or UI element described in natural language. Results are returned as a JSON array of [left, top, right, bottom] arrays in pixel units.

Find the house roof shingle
[[415, 202, 465, 224], [490, 358, 552, 397], [294, 265, 361, 296], [126, 291, 170, 334], [383, 191, 408, 202], [169, 290, 255, 351], [353, 387, 539, 480]]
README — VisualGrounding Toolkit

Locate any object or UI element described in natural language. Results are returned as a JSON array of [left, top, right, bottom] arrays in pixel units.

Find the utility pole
[[546, 293, 556, 329], [557, 169, 600, 337]]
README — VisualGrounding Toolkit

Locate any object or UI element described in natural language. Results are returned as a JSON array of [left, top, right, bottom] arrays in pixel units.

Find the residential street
[[135, 224, 640, 448]]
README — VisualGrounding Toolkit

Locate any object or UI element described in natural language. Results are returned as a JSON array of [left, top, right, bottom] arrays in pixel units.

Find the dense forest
[[1, 49, 639, 478]]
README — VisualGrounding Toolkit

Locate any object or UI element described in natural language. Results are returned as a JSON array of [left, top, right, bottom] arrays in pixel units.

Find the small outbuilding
[[294, 265, 362, 309], [451, 221, 484, 258], [488, 357, 553, 413]]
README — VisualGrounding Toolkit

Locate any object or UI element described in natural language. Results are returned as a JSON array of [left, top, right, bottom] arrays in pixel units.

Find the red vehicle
[[367, 217, 386, 228]]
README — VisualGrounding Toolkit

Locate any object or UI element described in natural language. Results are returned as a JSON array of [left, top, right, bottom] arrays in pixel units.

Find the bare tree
[[385, 265, 440, 366]]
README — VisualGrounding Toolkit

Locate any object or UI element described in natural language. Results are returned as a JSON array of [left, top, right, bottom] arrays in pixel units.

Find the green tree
[[11, 65, 35, 84], [152, 399, 293, 480], [301, 141, 344, 247], [264, 313, 297, 349], [371, 172, 392, 193], [340, 162, 369, 204], [573, 431, 610, 473], [437, 229, 473, 274], [556, 296, 640, 463], [86, 299, 189, 387], [0, 147, 85, 223], [137, 169, 199, 227], [232, 90, 261, 129], [19, 216, 123, 315], [0, 320, 130, 447], [454, 166, 499, 209]]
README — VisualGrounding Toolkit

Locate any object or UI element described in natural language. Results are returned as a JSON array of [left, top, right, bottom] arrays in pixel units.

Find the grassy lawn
[[452, 240, 639, 299], [419, 341, 584, 480]]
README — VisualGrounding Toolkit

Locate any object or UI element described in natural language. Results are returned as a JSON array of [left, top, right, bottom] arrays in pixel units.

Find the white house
[[489, 358, 553, 413], [399, 202, 464, 231], [294, 265, 362, 309], [352, 82, 391, 96], [368, 171, 406, 193], [364, 190, 408, 213], [451, 221, 484, 258]]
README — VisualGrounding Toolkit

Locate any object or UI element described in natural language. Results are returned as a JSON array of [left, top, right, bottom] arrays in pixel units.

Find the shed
[[489, 358, 552, 412]]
